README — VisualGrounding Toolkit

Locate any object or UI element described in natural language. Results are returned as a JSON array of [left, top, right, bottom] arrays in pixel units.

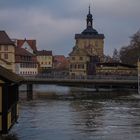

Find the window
[[78, 64, 80, 69], [4, 46, 8, 51], [72, 57, 75, 60], [70, 64, 72, 69], [4, 53, 8, 59], [79, 57, 83, 60]]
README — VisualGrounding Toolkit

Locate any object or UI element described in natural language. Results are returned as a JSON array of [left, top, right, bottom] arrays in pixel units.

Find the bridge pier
[[27, 84, 33, 100]]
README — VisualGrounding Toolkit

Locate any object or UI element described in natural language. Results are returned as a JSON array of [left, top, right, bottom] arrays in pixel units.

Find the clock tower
[[75, 6, 105, 61]]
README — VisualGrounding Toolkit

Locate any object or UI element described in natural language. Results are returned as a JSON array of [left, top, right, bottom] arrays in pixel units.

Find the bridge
[[22, 75, 137, 88], [21, 75, 138, 99]]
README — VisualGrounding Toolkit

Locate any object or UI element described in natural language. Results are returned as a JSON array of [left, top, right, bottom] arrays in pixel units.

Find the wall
[[0, 45, 15, 72], [75, 38, 104, 60]]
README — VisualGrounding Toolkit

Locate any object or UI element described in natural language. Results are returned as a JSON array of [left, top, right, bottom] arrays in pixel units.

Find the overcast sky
[[0, 0, 140, 56]]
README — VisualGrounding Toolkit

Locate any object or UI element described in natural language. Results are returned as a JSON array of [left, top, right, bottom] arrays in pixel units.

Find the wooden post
[[2, 84, 8, 134], [27, 84, 33, 100]]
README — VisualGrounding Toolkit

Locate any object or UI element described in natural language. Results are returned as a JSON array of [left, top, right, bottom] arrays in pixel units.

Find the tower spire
[[89, 5, 91, 14], [87, 6, 93, 28]]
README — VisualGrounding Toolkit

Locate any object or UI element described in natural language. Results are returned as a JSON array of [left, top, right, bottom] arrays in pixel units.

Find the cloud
[[0, 0, 140, 56], [0, 7, 83, 55]]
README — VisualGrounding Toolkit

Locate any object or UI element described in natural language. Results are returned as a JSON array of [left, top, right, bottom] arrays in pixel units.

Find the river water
[[10, 85, 140, 140]]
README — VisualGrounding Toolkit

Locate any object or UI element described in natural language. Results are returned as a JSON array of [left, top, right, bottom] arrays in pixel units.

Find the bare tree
[[112, 48, 120, 62], [119, 30, 140, 65]]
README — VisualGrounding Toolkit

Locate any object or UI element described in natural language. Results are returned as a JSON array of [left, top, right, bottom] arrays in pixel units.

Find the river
[[9, 85, 140, 140]]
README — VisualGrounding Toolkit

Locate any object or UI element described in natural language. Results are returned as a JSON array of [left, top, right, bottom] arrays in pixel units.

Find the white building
[[15, 47, 38, 76]]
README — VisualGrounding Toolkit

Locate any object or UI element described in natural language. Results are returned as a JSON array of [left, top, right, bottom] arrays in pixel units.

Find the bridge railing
[[22, 74, 137, 81]]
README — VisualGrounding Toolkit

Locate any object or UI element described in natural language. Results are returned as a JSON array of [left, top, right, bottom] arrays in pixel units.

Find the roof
[[0, 65, 23, 83], [37, 50, 52, 56], [69, 46, 91, 56], [75, 7, 105, 39], [0, 31, 15, 45], [53, 55, 66, 62], [15, 47, 37, 63], [17, 39, 37, 52], [82, 27, 98, 35], [75, 33, 104, 39], [15, 47, 34, 56]]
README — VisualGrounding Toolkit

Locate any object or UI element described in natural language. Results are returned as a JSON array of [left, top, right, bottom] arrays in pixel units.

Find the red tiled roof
[[37, 50, 52, 56], [15, 47, 34, 56], [15, 47, 38, 63], [0, 31, 15, 45], [54, 58, 69, 70], [17, 39, 37, 52], [54, 55, 66, 63]]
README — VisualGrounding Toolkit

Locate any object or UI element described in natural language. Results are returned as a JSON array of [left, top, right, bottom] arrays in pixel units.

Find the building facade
[[69, 46, 90, 78], [53, 55, 66, 69], [75, 6, 105, 61], [53, 55, 69, 78], [14, 39, 37, 54], [15, 47, 38, 76], [36, 50, 53, 73], [0, 31, 15, 72], [96, 63, 137, 76], [69, 7, 103, 78]]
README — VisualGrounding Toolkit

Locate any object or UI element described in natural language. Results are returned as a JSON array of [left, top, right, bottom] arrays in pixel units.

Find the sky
[[0, 0, 140, 56]]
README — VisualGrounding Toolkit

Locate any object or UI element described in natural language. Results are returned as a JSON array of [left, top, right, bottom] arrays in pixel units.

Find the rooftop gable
[[0, 31, 15, 45], [17, 39, 37, 53], [15, 47, 35, 56], [69, 46, 91, 56], [37, 50, 52, 56]]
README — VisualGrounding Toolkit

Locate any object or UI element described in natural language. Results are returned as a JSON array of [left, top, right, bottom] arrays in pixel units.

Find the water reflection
[[11, 85, 140, 140], [70, 100, 104, 130]]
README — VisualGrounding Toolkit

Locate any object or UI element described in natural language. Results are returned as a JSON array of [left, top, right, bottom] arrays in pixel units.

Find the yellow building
[[69, 46, 91, 78], [75, 6, 105, 61], [0, 31, 15, 72], [69, 6, 104, 78], [37, 50, 53, 72], [96, 63, 137, 76]]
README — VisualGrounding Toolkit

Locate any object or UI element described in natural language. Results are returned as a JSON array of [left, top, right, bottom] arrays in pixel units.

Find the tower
[[69, 6, 105, 78], [75, 6, 105, 61]]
